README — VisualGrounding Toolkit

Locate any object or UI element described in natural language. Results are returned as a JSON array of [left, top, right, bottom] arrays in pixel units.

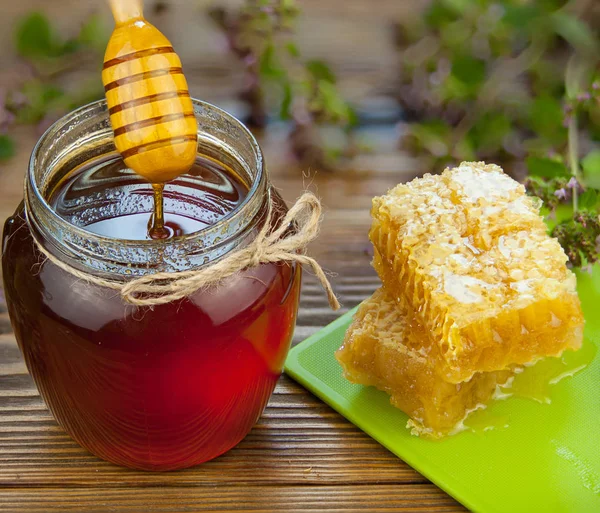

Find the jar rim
[[25, 99, 269, 276]]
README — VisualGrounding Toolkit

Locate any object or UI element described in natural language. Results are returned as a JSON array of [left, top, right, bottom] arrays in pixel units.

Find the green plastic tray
[[284, 269, 600, 513]]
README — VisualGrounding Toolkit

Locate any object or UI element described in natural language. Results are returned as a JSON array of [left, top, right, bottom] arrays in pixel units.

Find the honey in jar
[[2, 100, 302, 471]]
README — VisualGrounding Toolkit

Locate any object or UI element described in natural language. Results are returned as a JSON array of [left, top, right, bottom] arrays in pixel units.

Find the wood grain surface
[[0, 1, 466, 511]]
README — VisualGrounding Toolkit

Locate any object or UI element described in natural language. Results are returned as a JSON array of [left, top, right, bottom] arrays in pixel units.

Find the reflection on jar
[[2, 100, 301, 471]]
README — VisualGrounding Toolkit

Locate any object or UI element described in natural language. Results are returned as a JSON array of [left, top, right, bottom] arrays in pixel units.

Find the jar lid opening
[[26, 100, 268, 276]]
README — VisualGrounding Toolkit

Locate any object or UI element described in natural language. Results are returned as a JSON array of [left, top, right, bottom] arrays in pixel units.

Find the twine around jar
[[29, 191, 341, 309]]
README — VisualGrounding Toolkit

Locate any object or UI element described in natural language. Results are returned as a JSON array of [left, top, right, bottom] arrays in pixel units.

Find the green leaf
[[529, 57, 565, 97], [582, 150, 600, 188], [408, 121, 452, 158], [528, 94, 567, 143], [305, 60, 336, 83], [77, 14, 108, 53], [469, 112, 511, 152], [259, 42, 286, 80], [565, 55, 595, 100], [285, 42, 300, 58], [60, 39, 81, 54], [324, 146, 343, 162], [551, 12, 599, 55], [526, 156, 570, 179], [424, 2, 460, 28], [582, 150, 600, 175], [279, 81, 293, 119], [316, 80, 352, 123], [346, 105, 359, 128], [15, 12, 56, 59], [503, 4, 542, 28], [0, 135, 15, 161], [440, 74, 471, 100], [440, 20, 470, 50], [440, 0, 470, 14], [454, 135, 476, 161], [451, 55, 486, 88], [578, 188, 598, 210], [543, 203, 574, 231], [15, 81, 65, 124], [15, 11, 86, 60], [538, 0, 570, 11]]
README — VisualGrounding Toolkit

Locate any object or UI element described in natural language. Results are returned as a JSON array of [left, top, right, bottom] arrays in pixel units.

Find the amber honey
[[48, 155, 247, 240], [2, 100, 302, 470]]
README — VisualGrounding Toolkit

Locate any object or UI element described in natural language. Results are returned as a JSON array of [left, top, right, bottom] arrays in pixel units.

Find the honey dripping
[[506, 337, 597, 404], [149, 183, 168, 239], [103, 0, 198, 238], [463, 339, 596, 436]]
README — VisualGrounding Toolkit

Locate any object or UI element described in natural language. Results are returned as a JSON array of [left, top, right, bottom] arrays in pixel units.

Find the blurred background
[[1, 0, 599, 267]]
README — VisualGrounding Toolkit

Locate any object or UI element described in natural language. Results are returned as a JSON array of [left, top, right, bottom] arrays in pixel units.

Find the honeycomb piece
[[370, 162, 584, 383], [336, 288, 513, 438]]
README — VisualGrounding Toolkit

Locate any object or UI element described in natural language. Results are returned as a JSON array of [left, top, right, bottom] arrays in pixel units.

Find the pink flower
[[577, 92, 591, 102], [554, 188, 568, 200]]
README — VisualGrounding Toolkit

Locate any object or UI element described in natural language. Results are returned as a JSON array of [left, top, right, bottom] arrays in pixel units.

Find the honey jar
[[2, 99, 302, 471]]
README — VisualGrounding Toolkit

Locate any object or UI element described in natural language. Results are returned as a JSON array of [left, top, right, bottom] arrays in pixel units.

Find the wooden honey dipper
[[103, 0, 197, 184]]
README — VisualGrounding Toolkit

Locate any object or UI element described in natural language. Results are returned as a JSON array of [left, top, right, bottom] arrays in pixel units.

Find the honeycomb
[[336, 288, 514, 438], [369, 162, 584, 383]]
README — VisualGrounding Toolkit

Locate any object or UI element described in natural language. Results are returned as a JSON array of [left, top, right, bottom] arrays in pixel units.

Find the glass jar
[[2, 100, 302, 471]]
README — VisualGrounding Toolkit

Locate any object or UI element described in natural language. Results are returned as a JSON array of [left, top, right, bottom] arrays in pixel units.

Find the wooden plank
[[0, 370, 426, 487], [0, 484, 464, 512]]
